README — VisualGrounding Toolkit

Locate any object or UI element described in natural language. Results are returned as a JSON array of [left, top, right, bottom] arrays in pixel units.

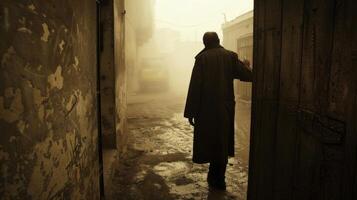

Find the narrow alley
[[104, 91, 251, 200], [1, 0, 356, 199]]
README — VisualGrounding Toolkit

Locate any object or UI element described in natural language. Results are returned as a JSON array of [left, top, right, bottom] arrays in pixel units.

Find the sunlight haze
[[155, 0, 254, 41]]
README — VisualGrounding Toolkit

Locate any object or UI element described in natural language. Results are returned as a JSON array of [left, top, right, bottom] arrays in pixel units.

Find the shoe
[[212, 180, 226, 191], [207, 176, 215, 187], [207, 177, 226, 191]]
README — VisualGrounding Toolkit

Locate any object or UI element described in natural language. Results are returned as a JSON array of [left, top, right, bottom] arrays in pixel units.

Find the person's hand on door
[[243, 59, 251, 69], [188, 117, 195, 126]]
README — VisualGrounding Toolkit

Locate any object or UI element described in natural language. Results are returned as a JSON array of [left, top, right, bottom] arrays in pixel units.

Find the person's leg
[[207, 159, 228, 190], [215, 160, 227, 189], [217, 163, 227, 189], [207, 162, 218, 186]]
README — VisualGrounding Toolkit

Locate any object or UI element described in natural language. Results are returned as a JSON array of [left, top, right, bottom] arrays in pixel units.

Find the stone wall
[[0, 0, 100, 199]]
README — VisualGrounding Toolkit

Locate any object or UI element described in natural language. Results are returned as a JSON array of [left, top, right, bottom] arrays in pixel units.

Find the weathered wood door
[[248, 0, 357, 199]]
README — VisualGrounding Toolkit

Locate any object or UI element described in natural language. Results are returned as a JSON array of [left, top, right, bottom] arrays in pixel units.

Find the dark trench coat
[[184, 46, 252, 164]]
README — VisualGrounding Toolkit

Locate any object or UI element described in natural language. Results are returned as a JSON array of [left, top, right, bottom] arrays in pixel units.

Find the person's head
[[203, 32, 220, 48]]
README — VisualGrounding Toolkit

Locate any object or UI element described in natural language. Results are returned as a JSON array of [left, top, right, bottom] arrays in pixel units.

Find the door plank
[[248, 0, 266, 199], [338, 0, 357, 198], [249, 0, 357, 199], [300, 0, 335, 112], [296, 0, 338, 199], [327, 0, 355, 199], [273, 0, 304, 198], [249, 0, 282, 199]]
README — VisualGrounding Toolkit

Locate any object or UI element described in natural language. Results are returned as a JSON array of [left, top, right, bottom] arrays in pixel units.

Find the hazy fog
[[126, 0, 253, 96], [156, 0, 253, 41]]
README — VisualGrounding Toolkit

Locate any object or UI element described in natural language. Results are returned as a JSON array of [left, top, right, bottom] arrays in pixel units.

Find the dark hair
[[203, 32, 220, 47]]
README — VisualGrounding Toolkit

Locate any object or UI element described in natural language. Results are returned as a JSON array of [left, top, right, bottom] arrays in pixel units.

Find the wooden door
[[248, 0, 357, 199]]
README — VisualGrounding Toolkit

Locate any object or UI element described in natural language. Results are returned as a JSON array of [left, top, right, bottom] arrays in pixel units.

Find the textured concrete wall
[[99, 0, 116, 148], [98, 0, 127, 153], [0, 0, 100, 199], [114, 0, 128, 156], [222, 11, 253, 52]]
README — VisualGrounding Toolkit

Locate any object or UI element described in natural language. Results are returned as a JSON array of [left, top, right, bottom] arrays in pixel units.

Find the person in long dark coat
[[184, 32, 252, 190]]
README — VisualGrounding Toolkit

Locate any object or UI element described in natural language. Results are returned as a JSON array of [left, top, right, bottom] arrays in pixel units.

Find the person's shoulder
[[195, 48, 206, 59], [225, 49, 238, 57], [195, 47, 235, 59], [215, 48, 237, 57], [195, 52, 204, 59], [195, 49, 212, 59]]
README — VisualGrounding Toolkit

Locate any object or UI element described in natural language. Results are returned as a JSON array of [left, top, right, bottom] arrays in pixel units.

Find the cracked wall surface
[[0, 0, 100, 199]]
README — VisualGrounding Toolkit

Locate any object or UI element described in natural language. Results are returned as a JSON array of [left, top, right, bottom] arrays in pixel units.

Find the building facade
[[222, 11, 253, 101]]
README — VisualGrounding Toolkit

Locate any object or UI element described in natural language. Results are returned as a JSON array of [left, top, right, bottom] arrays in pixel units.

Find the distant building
[[137, 28, 202, 94], [222, 11, 253, 101], [125, 0, 156, 92]]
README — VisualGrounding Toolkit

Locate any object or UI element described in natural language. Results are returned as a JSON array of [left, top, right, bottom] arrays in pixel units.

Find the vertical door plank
[[249, 0, 357, 199], [257, 0, 282, 199], [327, 0, 354, 199], [349, 0, 357, 197], [273, 0, 304, 199], [294, 131, 324, 200], [248, 0, 266, 198], [328, 0, 353, 119], [300, 0, 335, 112], [296, 0, 337, 199], [338, 0, 357, 198]]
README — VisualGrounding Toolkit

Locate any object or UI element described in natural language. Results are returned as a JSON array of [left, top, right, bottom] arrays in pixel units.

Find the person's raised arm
[[232, 53, 252, 82]]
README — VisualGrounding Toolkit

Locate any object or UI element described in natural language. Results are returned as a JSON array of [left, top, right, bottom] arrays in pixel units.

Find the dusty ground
[[104, 90, 251, 200]]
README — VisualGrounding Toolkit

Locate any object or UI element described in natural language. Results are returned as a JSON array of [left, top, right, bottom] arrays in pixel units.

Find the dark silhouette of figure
[[184, 32, 252, 190]]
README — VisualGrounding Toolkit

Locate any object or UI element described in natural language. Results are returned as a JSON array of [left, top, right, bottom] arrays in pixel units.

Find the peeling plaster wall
[[0, 1, 100, 199]]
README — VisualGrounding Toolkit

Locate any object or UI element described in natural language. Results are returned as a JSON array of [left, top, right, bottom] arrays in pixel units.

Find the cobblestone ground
[[105, 91, 251, 200]]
